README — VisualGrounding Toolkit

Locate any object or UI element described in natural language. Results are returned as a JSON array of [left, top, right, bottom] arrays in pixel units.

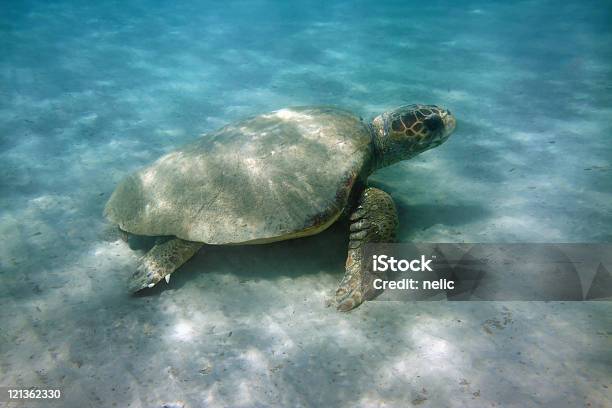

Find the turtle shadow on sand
[[132, 220, 350, 296]]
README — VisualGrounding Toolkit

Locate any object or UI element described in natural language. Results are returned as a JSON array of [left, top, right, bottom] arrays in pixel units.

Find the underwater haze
[[1, 0, 611, 407]]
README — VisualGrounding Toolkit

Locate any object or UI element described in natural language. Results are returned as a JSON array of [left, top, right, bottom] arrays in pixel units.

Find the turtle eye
[[423, 114, 444, 133]]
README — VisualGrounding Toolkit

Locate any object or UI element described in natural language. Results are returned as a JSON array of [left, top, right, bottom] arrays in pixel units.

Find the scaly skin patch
[[129, 238, 203, 292], [335, 187, 398, 311]]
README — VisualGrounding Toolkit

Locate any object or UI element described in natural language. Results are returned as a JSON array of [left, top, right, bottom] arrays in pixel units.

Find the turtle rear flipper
[[129, 238, 203, 292]]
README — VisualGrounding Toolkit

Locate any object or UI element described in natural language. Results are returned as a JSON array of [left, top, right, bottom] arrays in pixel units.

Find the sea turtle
[[104, 105, 456, 310]]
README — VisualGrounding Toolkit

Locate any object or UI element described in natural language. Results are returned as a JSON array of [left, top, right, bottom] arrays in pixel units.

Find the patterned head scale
[[388, 104, 454, 146], [370, 104, 456, 167]]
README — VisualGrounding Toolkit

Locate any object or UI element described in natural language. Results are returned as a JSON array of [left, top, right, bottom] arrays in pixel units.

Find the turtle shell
[[104, 106, 373, 244]]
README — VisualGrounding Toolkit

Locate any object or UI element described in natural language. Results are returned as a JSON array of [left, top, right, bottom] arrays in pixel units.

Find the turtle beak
[[443, 109, 456, 136], [430, 109, 456, 148]]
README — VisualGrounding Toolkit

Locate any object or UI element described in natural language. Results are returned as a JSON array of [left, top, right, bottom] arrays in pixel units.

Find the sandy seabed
[[1, 1, 611, 407]]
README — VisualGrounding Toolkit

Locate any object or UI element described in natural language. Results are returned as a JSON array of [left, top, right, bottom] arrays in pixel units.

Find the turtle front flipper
[[335, 187, 398, 311], [129, 238, 203, 292]]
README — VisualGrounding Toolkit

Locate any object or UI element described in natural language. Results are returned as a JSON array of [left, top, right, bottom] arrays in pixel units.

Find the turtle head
[[370, 104, 456, 169]]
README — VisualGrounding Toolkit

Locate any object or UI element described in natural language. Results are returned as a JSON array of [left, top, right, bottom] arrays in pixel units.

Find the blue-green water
[[1, 1, 611, 407]]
